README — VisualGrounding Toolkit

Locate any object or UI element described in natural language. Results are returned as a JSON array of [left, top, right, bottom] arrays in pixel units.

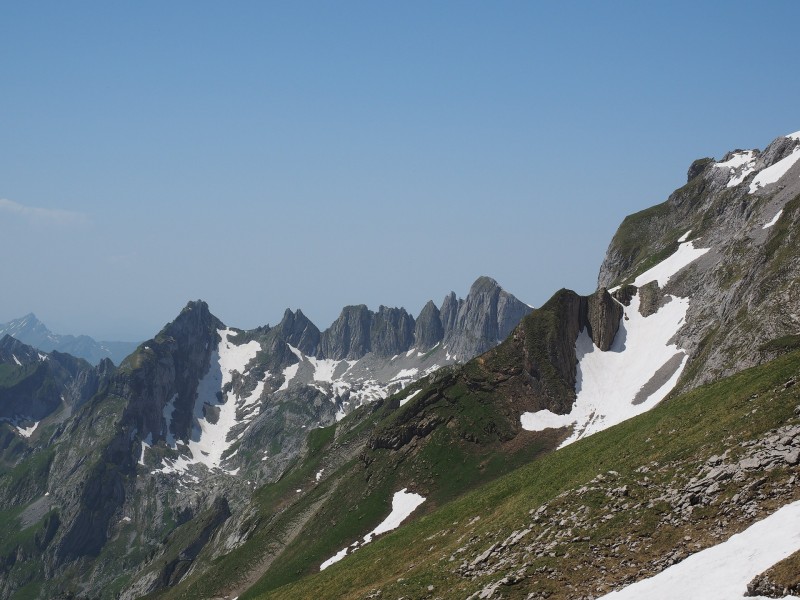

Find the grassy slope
[[258, 349, 800, 599]]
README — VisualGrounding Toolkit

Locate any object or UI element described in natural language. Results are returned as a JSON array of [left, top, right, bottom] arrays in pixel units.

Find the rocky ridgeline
[[282, 276, 532, 361]]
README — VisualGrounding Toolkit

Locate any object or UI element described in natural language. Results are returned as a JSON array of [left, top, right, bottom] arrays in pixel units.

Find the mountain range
[[1, 129, 799, 599], [0, 314, 139, 366]]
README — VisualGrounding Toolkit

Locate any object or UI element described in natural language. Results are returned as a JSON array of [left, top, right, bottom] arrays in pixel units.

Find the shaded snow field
[[521, 234, 709, 446], [600, 500, 800, 600], [320, 488, 425, 570], [145, 328, 264, 475]]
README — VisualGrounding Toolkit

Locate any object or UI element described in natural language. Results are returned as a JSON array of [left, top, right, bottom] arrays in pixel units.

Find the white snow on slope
[[521, 235, 708, 446], [750, 146, 800, 193], [400, 389, 421, 407], [715, 151, 755, 170], [16, 421, 39, 438], [632, 240, 710, 288], [520, 293, 689, 446], [278, 363, 299, 391], [714, 151, 757, 188], [763, 209, 783, 229], [309, 356, 340, 383], [159, 329, 261, 474], [600, 500, 800, 600], [787, 130, 800, 141], [319, 548, 348, 571], [139, 433, 152, 465], [392, 368, 419, 381], [12, 354, 21, 366], [677, 230, 692, 243], [320, 488, 426, 571]]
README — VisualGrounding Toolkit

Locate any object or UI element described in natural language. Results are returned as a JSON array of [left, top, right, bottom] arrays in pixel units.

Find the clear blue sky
[[2, 1, 798, 340]]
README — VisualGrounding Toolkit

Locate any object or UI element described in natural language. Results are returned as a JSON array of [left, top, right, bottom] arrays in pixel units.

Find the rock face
[[414, 301, 444, 352], [319, 305, 373, 360], [444, 276, 533, 359], [273, 309, 320, 356], [119, 300, 222, 445], [0, 335, 107, 423], [317, 276, 531, 362], [0, 314, 139, 366]]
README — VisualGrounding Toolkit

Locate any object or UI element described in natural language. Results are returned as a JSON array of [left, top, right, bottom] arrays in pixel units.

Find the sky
[[2, 2, 799, 341]]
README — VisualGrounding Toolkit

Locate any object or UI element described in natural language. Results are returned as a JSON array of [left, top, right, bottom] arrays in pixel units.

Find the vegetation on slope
[[255, 350, 800, 599]]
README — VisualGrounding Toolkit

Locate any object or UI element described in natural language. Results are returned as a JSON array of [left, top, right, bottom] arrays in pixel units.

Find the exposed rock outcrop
[[414, 300, 444, 352], [444, 276, 533, 359]]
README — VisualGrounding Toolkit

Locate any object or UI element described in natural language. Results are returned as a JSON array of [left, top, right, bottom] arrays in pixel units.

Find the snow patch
[[521, 292, 689, 446], [11, 354, 21, 366], [391, 368, 419, 381], [309, 356, 340, 383], [714, 151, 757, 188], [632, 240, 709, 288], [319, 548, 348, 570], [315, 469, 324, 482], [677, 230, 692, 243], [763, 209, 783, 229], [320, 488, 425, 571], [278, 363, 299, 391], [787, 130, 800, 141], [400, 389, 421, 407], [16, 421, 39, 438], [750, 147, 800, 193], [599, 499, 800, 600], [361, 488, 426, 544]]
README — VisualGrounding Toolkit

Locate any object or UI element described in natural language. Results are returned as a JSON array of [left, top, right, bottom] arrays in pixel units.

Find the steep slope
[[256, 348, 800, 600], [598, 130, 800, 391], [0, 313, 139, 366], [0, 335, 111, 451]]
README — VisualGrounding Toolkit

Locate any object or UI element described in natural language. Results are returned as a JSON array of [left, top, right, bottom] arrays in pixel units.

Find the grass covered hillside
[[255, 347, 800, 599]]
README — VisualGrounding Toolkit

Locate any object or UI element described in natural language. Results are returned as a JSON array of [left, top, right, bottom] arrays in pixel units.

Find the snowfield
[[600, 500, 800, 600], [714, 150, 757, 188], [750, 146, 800, 193], [763, 208, 783, 229], [152, 329, 262, 474], [521, 234, 709, 446]]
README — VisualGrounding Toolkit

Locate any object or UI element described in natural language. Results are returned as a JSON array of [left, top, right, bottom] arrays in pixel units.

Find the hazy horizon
[[2, 2, 798, 341]]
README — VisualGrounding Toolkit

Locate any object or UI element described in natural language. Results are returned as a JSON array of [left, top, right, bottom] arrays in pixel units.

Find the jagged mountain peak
[[468, 274, 502, 294]]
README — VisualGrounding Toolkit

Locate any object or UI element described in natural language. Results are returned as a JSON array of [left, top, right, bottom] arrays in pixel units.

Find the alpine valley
[[2, 129, 800, 600]]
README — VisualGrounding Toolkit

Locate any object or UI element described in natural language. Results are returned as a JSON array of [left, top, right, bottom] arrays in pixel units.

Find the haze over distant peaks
[[0, 313, 139, 366]]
